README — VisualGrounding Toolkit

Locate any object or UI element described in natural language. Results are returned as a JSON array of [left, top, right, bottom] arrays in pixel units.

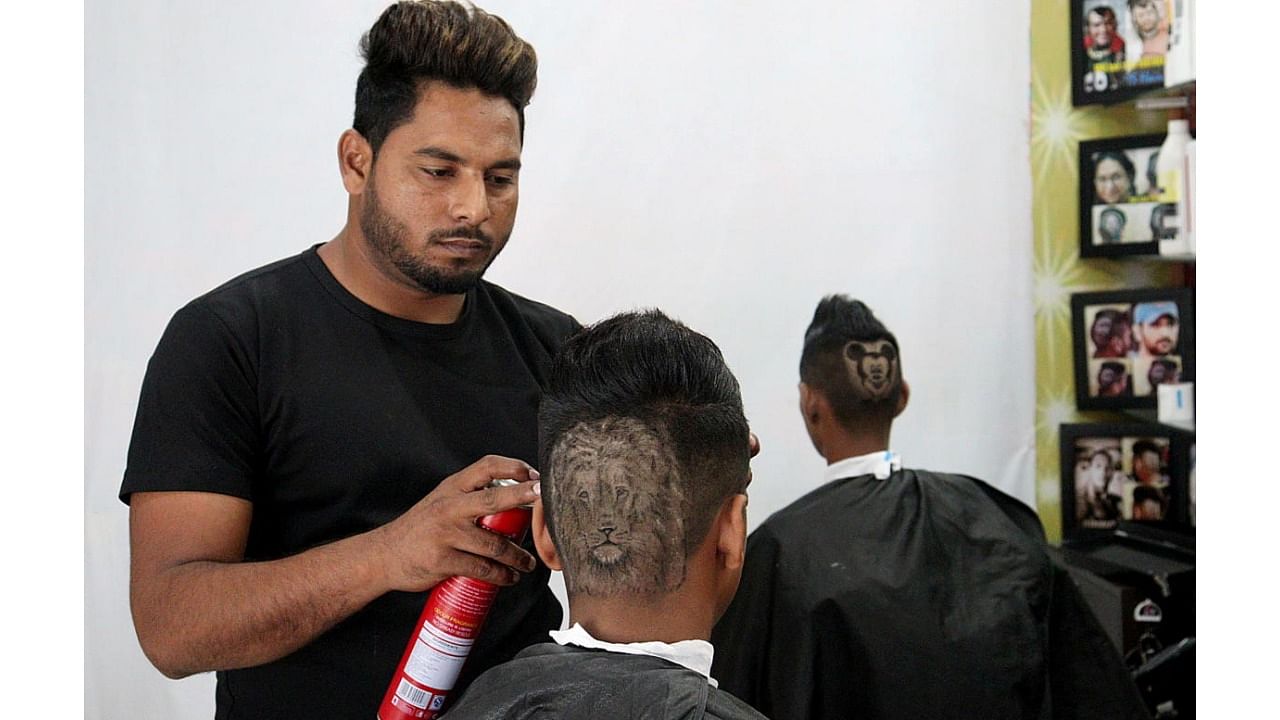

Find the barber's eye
[[421, 167, 453, 178], [577, 490, 590, 502]]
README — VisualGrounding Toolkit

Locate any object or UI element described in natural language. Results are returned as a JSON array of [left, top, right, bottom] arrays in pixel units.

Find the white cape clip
[[875, 451, 902, 479]]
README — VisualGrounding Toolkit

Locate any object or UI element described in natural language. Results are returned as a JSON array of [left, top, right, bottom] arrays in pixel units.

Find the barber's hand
[[374, 455, 541, 592]]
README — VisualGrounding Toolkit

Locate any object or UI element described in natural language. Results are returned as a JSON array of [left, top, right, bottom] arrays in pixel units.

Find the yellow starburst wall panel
[[1030, 0, 1180, 542]]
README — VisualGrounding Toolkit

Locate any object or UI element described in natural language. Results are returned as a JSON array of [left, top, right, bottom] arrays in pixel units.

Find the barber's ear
[[337, 129, 373, 195], [895, 380, 911, 418], [717, 492, 749, 572], [531, 497, 563, 571]]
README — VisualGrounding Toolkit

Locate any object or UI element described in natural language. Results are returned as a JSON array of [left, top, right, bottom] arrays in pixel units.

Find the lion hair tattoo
[[548, 416, 687, 597]]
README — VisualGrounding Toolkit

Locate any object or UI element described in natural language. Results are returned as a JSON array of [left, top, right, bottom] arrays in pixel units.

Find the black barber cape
[[711, 468, 1149, 720], [442, 643, 768, 719]]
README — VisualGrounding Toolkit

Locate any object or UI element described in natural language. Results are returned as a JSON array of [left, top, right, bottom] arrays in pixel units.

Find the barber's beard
[[361, 183, 505, 295]]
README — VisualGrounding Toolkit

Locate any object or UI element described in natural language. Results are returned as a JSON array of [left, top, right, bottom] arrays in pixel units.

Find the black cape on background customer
[[710, 468, 1150, 720]]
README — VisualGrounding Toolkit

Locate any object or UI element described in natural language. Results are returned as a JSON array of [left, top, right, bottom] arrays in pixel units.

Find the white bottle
[[1156, 119, 1191, 256], [1183, 139, 1195, 255]]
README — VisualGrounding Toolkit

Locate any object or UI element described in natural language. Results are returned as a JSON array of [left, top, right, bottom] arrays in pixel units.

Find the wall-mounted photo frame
[[1059, 422, 1194, 547], [1071, 287, 1194, 411], [1071, 0, 1173, 106], [1078, 134, 1183, 258]]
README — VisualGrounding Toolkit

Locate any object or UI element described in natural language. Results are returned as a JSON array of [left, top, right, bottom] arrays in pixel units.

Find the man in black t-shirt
[[121, 3, 580, 718]]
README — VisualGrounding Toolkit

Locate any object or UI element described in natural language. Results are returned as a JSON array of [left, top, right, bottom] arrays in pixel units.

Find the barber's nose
[[449, 174, 491, 226]]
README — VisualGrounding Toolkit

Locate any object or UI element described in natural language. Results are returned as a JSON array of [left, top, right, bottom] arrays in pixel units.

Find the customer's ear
[[895, 379, 911, 418], [531, 498, 563, 571], [716, 492, 749, 572], [712, 490, 750, 620]]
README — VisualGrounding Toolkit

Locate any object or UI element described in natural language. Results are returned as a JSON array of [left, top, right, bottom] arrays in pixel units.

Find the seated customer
[[711, 295, 1149, 720], [444, 310, 766, 720]]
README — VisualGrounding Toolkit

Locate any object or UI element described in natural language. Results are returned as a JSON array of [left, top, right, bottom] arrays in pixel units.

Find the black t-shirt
[[120, 246, 580, 720]]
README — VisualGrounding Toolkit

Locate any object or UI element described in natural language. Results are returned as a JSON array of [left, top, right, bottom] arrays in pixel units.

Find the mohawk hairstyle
[[799, 295, 904, 429], [539, 310, 750, 598], [354, 1, 538, 153]]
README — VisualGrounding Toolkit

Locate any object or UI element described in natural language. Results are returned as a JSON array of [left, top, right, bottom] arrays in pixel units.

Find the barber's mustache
[[429, 226, 494, 246]]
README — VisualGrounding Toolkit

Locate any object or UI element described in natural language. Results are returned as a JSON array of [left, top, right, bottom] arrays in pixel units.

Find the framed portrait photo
[[1071, 287, 1194, 411], [1071, 0, 1174, 106], [1077, 134, 1184, 258], [1059, 423, 1194, 546]]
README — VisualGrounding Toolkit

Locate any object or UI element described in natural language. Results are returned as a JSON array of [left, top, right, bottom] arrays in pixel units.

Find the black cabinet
[[1051, 536, 1195, 719]]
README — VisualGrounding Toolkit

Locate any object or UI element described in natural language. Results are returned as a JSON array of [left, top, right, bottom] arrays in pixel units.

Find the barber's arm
[[128, 455, 539, 679]]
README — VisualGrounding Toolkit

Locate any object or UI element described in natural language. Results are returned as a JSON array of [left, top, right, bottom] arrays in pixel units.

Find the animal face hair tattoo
[[844, 340, 899, 401], [548, 417, 686, 597]]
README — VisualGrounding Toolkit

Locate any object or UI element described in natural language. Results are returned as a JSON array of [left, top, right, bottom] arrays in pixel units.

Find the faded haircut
[[799, 295, 903, 430], [354, 0, 538, 154], [539, 310, 751, 598]]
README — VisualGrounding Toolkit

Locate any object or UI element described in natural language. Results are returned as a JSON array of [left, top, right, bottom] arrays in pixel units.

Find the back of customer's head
[[799, 295, 906, 432], [538, 310, 751, 599]]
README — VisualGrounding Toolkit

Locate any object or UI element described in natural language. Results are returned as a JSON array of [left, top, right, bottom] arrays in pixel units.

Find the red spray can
[[377, 479, 532, 720]]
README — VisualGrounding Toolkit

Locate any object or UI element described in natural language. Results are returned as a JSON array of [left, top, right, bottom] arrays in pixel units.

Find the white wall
[[85, 1, 1032, 717]]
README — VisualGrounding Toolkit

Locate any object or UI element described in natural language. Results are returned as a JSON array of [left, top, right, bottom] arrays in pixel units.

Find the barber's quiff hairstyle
[[800, 295, 903, 429], [354, 1, 538, 154], [539, 310, 751, 598]]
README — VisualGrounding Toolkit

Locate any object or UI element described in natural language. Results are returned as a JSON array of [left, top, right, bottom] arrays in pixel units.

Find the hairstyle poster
[[1072, 0, 1173, 105]]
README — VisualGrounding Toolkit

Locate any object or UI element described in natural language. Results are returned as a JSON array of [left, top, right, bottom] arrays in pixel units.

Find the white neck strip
[[549, 622, 718, 687], [824, 449, 901, 483]]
